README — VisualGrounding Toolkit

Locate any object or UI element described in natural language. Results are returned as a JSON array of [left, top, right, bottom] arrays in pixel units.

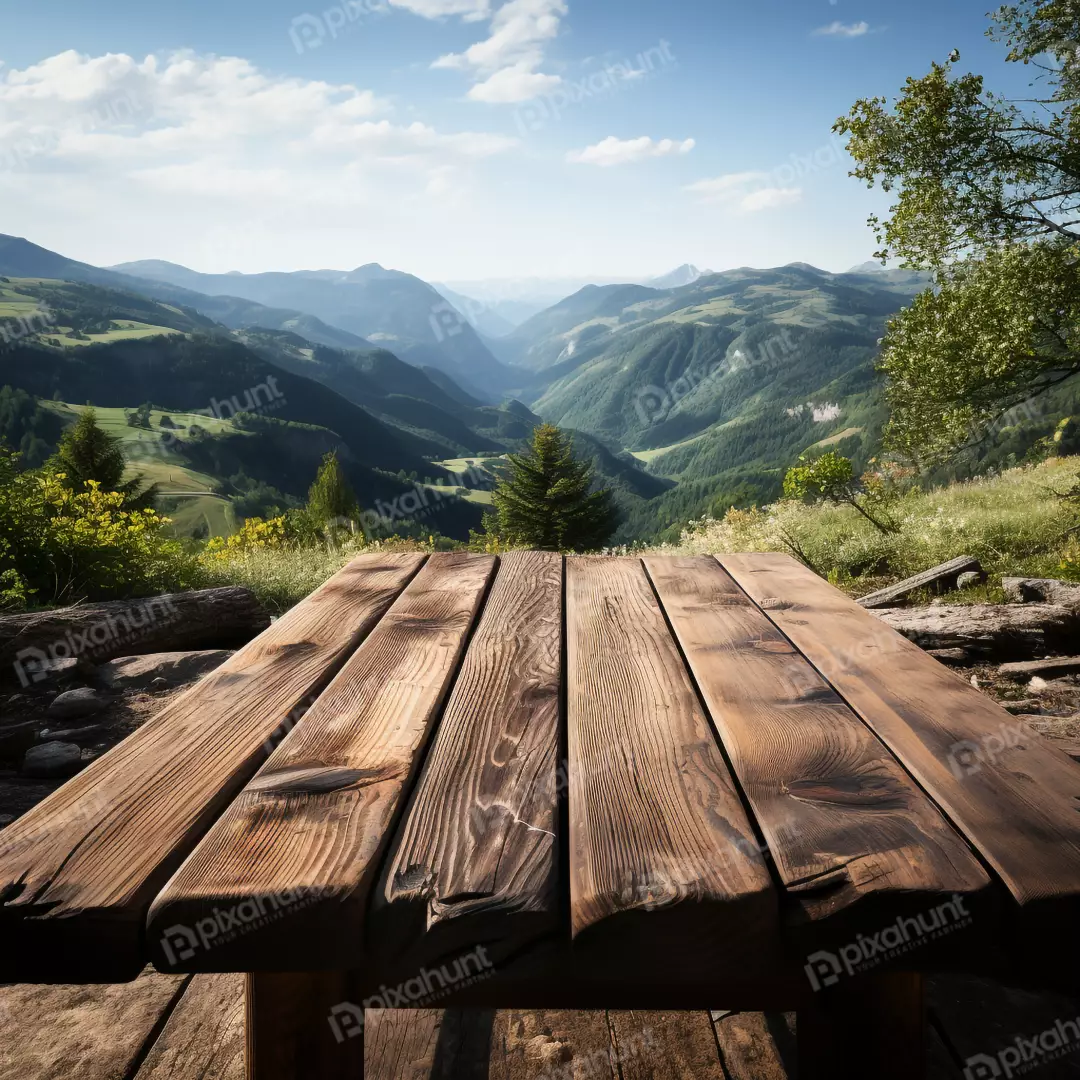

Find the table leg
[[797, 971, 926, 1080], [245, 971, 364, 1080]]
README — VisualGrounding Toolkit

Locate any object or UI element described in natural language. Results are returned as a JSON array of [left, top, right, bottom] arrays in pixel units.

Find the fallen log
[[1002, 577, 1080, 607], [0, 587, 270, 678], [873, 603, 1080, 660], [998, 656, 1080, 681], [857, 556, 982, 609]]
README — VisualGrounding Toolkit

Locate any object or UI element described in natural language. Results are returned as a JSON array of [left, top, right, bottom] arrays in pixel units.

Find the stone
[[47, 686, 106, 721], [97, 649, 234, 692], [1029, 676, 1050, 693], [37, 723, 107, 745], [956, 571, 984, 589], [21, 740, 83, 778]]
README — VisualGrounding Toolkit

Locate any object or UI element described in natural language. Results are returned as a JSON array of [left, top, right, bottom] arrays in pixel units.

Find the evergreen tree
[[488, 424, 617, 551], [307, 450, 360, 527], [50, 407, 158, 509]]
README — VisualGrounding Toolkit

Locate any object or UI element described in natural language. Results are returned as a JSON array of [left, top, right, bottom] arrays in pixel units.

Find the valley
[[3, 234, 1078, 546]]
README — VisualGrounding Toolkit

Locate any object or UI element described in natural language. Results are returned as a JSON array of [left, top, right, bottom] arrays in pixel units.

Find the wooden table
[[3, 552, 1080, 1079]]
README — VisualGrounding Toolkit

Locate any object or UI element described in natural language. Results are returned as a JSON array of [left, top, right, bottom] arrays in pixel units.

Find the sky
[[0, 0, 1040, 282]]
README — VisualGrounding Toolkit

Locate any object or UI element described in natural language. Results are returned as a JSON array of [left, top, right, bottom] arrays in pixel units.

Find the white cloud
[[388, 0, 491, 20], [567, 135, 695, 167], [432, 0, 567, 103], [812, 21, 871, 37], [685, 171, 802, 212]]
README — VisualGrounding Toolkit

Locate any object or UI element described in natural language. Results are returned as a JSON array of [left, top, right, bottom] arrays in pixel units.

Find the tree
[[834, 0, 1080, 458], [306, 450, 360, 529], [487, 424, 618, 551], [50, 407, 157, 509], [783, 452, 899, 533]]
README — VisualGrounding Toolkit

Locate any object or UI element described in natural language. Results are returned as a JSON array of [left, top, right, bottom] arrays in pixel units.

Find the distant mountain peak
[[646, 264, 711, 289], [846, 260, 890, 274], [784, 262, 826, 274]]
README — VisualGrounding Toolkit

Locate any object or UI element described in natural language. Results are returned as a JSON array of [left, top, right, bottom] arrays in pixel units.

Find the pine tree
[[50, 407, 157, 508], [489, 424, 617, 551], [307, 450, 360, 528]]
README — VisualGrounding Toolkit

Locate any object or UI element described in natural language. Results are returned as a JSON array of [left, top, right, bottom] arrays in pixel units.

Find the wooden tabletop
[[3, 551, 1080, 997]]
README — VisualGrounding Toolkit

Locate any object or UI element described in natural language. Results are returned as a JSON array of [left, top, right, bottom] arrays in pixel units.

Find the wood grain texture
[[609, 1010, 726, 1079], [135, 973, 245, 1080], [713, 1012, 797, 1080], [364, 1010, 445, 1080], [0, 553, 425, 983], [148, 553, 495, 973], [489, 1010, 614, 1080], [646, 555, 992, 943], [721, 552, 1080, 951], [566, 556, 778, 982], [377, 551, 563, 972], [245, 970, 362, 1080]]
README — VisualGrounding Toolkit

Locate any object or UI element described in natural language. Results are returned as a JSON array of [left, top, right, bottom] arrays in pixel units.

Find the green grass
[[628, 434, 707, 465], [164, 495, 237, 538], [652, 455, 1080, 597], [46, 322, 184, 347]]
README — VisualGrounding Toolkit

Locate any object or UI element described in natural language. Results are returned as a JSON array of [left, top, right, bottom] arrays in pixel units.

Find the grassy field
[[628, 434, 706, 465], [806, 426, 865, 451], [47, 322, 184, 347], [653, 456, 1080, 598], [164, 495, 237, 538], [0, 281, 44, 316]]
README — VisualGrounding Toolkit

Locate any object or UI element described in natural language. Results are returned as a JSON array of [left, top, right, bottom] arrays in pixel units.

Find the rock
[[926, 648, 973, 666], [47, 686, 106, 720], [0, 720, 41, 760], [37, 723, 107, 745], [1002, 577, 1080, 606], [1029, 676, 1050, 693], [21, 740, 83, 778], [970, 675, 981, 688], [956, 571, 984, 589], [98, 649, 234, 692]]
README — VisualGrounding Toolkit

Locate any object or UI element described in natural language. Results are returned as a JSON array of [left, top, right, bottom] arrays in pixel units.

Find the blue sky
[[0, 0, 1036, 281]]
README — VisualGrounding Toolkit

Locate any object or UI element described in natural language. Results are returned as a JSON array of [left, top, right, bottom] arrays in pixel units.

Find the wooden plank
[[376, 551, 563, 973], [364, 1010, 445, 1079], [646, 555, 992, 945], [0, 553, 425, 983], [720, 552, 1080, 955], [565, 556, 778, 983], [713, 1012, 797, 1080], [489, 1010, 618, 1080], [610, 1010, 726, 1079], [245, 971, 362, 1080], [999, 656, 1080, 680], [148, 553, 495, 973], [856, 556, 981, 608], [135, 972, 245, 1080]]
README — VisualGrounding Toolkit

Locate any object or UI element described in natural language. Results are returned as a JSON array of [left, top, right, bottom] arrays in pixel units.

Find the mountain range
[[2, 233, 1069, 545]]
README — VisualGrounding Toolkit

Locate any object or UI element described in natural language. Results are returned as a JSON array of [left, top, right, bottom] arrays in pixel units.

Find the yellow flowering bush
[[0, 449, 197, 607], [203, 516, 290, 560]]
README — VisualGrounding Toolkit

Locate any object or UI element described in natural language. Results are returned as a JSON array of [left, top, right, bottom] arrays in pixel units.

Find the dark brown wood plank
[[245, 971, 362, 1080], [856, 556, 981, 608], [565, 556, 778, 983], [0, 553, 425, 983], [376, 550, 562, 973], [720, 552, 1080, 956], [148, 553, 495, 973], [713, 1012, 797, 1080], [364, 1010, 445, 1079], [646, 555, 992, 946]]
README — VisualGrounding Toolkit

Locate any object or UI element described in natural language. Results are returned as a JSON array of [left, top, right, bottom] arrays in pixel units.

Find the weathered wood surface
[[874, 603, 1080, 659], [135, 972, 245, 1080], [0, 553, 425, 982], [364, 1010, 445, 1079], [565, 557, 777, 981], [148, 553, 494, 973], [646, 556, 991, 942], [610, 1009, 726, 1079], [1003, 576, 1080, 606], [857, 556, 982, 609], [999, 655, 1080, 680], [714, 1012, 797, 1080], [722, 552, 1080, 953], [0, 587, 270, 672], [245, 970, 363, 1080], [377, 551, 562, 971]]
